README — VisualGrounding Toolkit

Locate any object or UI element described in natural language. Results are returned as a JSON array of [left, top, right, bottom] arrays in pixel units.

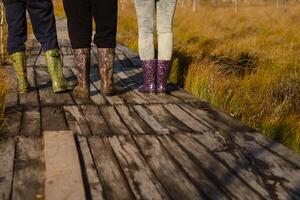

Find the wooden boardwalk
[[1, 18, 300, 200]]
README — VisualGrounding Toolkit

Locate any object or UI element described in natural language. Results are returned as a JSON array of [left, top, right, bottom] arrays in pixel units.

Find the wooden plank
[[219, 131, 300, 199], [114, 70, 148, 104], [173, 133, 264, 199], [98, 106, 130, 135], [164, 104, 211, 133], [115, 105, 152, 134], [35, 67, 74, 106], [133, 105, 169, 135], [170, 89, 200, 103], [88, 137, 134, 199], [26, 52, 45, 67], [133, 135, 203, 200], [0, 138, 15, 200], [12, 137, 45, 200], [41, 106, 68, 131], [190, 131, 297, 199], [114, 73, 147, 104], [190, 101, 253, 132], [179, 103, 223, 131], [5, 66, 18, 108], [243, 131, 300, 167], [147, 104, 193, 133], [20, 107, 41, 136], [1, 110, 22, 137], [109, 135, 169, 199], [80, 105, 111, 137], [77, 136, 105, 200], [44, 131, 85, 200], [64, 105, 91, 136], [157, 135, 230, 200], [19, 67, 39, 107]]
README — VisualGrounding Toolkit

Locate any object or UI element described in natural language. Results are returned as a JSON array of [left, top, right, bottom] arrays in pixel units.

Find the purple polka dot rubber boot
[[156, 60, 171, 94], [139, 60, 157, 93]]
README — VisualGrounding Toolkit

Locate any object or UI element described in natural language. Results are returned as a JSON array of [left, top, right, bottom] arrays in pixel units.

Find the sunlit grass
[[117, 3, 300, 153]]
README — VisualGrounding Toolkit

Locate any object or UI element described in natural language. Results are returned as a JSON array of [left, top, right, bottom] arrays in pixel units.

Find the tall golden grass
[[117, 3, 300, 153]]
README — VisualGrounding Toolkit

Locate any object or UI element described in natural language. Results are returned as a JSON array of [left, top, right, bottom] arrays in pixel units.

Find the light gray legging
[[134, 0, 177, 61]]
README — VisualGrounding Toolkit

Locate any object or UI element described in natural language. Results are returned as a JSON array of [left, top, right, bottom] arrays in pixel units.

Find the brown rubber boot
[[97, 48, 119, 96], [73, 48, 91, 98]]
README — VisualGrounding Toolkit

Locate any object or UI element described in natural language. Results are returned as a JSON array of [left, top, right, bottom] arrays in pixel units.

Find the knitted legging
[[134, 0, 177, 61]]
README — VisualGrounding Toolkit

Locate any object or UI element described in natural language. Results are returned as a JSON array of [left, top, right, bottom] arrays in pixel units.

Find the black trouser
[[4, 0, 59, 54], [63, 0, 118, 49]]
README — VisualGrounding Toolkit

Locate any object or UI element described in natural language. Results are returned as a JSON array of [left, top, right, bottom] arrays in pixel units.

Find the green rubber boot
[[45, 49, 70, 93], [11, 52, 29, 94]]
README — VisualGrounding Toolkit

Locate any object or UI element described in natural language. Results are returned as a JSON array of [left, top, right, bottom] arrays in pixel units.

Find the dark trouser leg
[[63, 0, 92, 48], [92, 0, 117, 48], [26, 0, 59, 51], [4, 2, 27, 54]]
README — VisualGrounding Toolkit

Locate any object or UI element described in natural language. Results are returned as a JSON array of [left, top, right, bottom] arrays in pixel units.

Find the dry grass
[[117, 3, 300, 153]]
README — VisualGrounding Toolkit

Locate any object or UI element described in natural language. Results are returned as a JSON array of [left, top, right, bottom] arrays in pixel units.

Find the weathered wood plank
[[77, 136, 105, 200], [12, 137, 45, 200], [98, 106, 130, 135], [0, 138, 15, 200], [44, 131, 85, 200], [19, 67, 39, 107], [157, 135, 230, 200], [217, 131, 300, 199], [164, 104, 211, 133], [110, 135, 169, 199], [80, 105, 111, 136], [114, 70, 148, 104], [133, 105, 169, 135], [35, 67, 74, 106], [64, 105, 91, 136], [191, 131, 297, 199], [147, 104, 193, 133], [1, 110, 22, 137], [133, 135, 203, 200], [173, 133, 264, 199], [243, 131, 300, 167], [88, 137, 134, 199], [41, 106, 68, 131], [5, 66, 18, 109], [20, 107, 41, 136], [179, 103, 221, 131], [116, 105, 152, 134]]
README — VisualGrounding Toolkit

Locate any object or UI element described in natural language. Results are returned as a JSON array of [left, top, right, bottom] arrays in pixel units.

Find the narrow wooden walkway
[[1, 18, 300, 200]]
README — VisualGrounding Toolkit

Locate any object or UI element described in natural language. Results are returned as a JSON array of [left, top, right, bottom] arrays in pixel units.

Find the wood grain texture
[[64, 105, 91, 136], [98, 106, 131, 135], [88, 137, 134, 199], [0, 138, 15, 200], [133, 135, 204, 200], [110, 135, 169, 200], [44, 131, 85, 200], [42, 106, 68, 131], [0, 110, 22, 137], [81, 105, 111, 136], [77, 136, 105, 200], [12, 137, 45, 200], [20, 107, 41, 136], [5, 66, 18, 109]]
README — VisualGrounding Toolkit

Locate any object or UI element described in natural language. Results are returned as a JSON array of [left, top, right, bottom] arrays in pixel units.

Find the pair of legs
[[134, 0, 177, 94], [63, 0, 118, 97], [4, 0, 69, 94]]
